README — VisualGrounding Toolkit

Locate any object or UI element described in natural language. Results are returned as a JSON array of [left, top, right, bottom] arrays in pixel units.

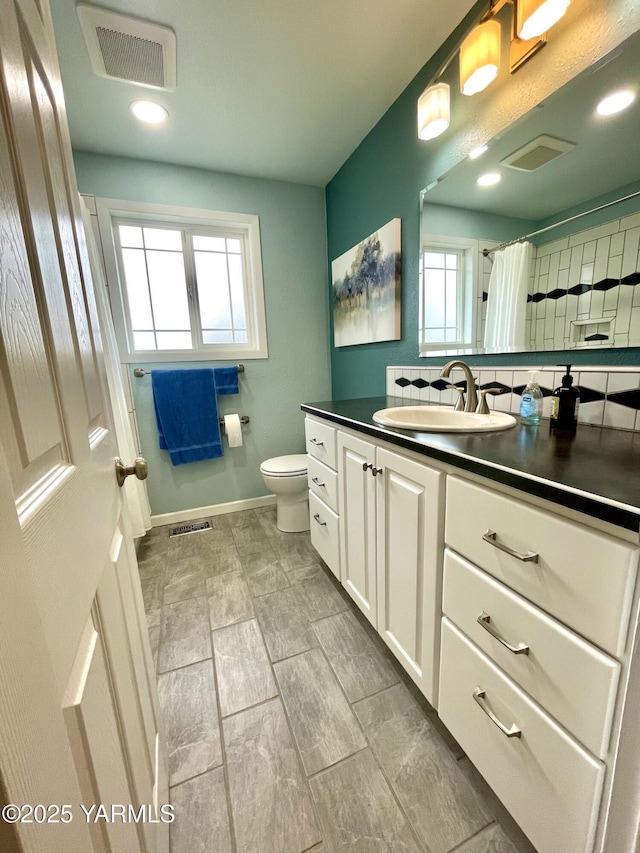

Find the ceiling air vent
[[501, 135, 575, 172], [77, 4, 176, 91]]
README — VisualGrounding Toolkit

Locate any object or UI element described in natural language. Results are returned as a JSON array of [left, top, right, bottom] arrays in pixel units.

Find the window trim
[[419, 234, 478, 355], [95, 197, 268, 362]]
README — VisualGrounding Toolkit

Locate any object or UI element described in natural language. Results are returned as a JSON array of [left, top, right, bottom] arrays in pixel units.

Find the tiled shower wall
[[387, 365, 640, 431], [473, 211, 640, 351], [527, 211, 640, 351]]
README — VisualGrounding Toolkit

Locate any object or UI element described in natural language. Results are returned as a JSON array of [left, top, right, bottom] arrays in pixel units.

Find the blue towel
[[214, 366, 239, 395], [151, 369, 222, 466]]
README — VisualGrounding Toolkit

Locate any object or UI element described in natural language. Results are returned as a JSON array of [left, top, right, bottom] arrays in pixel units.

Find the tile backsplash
[[387, 365, 640, 431]]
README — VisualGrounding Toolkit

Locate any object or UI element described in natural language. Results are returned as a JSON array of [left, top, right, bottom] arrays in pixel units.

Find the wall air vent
[[501, 135, 575, 172], [77, 4, 176, 91]]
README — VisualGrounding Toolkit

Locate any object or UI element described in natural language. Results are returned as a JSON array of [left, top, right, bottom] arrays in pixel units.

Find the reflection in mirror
[[419, 28, 640, 357]]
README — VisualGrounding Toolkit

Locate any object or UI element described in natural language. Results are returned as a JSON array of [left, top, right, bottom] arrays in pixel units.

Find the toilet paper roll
[[224, 413, 243, 448]]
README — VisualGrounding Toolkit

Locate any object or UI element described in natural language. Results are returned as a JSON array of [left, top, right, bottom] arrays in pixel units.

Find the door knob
[[115, 456, 148, 488]]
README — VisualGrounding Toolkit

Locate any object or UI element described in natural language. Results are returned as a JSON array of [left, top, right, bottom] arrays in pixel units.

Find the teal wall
[[326, 11, 640, 400], [75, 151, 331, 516]]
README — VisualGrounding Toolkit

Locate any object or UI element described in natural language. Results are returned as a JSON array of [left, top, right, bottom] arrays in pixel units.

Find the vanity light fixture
[[130, 99, 168, 124], [477, 172, 501, 186], [596, 89, 636, 117], [516, 0, 571, 41], [460, 20, 501, 96], [417, 0, 574, 141], [469, 144, 489, 159], [417, 82, 450, 140]]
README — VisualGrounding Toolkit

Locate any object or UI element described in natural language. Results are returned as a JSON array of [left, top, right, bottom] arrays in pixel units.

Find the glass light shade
[[517, 0, 570, 41], [460, 20, 501, 96], [417, 82, 450, 140], [130, 100, 168, 124]]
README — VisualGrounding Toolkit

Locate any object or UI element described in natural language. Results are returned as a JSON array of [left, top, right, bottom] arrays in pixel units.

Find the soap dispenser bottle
[[520, 371, 543, 425], [550, 365, 580, 432]]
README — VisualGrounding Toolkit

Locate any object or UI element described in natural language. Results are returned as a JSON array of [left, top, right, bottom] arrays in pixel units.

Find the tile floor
[[138, 506, 537, 853]]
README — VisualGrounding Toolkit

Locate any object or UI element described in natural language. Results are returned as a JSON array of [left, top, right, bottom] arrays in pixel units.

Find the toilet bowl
[[260, 454, 309, 532]]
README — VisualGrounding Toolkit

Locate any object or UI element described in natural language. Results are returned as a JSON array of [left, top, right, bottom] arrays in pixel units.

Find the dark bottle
[[549, 364, 580, 432]]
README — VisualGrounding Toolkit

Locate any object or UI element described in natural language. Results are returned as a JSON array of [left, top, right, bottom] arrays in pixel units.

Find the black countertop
[[301, 396, 640, 533]]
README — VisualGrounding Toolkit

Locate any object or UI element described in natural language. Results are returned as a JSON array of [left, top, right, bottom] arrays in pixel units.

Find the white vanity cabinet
[[337, 430, 377, 625], [303, 409, 640, 853], [439, 475, 640, 853], [375, 445, 444, 706], [305, 417, 340, 578], [336, 428, 444, 705]]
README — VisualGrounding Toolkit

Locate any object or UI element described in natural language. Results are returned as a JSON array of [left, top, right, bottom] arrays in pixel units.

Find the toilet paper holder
[[220, 415, 249, 426]]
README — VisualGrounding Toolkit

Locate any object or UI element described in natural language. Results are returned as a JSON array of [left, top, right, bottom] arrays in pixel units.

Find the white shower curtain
[[80, 200, 152, 538], [484, 241, 532, 353]]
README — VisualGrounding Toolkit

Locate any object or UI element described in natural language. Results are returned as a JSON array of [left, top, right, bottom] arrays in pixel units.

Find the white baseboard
[[151, 494, 276, 527]]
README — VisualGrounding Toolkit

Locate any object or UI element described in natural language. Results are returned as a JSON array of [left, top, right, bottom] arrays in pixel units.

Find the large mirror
[[419, 28, 640, 357]]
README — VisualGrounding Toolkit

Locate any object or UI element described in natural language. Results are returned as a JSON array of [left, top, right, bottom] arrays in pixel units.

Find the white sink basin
[[372, 406, 517, 433]]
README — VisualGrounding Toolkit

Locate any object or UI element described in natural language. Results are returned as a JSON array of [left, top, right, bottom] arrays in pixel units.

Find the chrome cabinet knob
[[115, 456, 148, 488]]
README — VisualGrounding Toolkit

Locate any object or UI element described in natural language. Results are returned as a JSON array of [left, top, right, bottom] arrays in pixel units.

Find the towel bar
[[133, 364, 245, 378]]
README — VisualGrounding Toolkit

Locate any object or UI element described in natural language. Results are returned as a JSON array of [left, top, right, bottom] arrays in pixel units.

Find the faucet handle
[[445, 383, 466, 412], [475, 387, 501, 415], [475, 389, 491, 415]]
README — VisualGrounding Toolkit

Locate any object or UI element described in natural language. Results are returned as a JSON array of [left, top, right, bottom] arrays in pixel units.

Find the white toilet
[[260, 454, 310, 532]]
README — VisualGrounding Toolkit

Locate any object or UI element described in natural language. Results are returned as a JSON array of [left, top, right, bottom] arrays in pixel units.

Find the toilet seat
[[260, 454, 308, 477]]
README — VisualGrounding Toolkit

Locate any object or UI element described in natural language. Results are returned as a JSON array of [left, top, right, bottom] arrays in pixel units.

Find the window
[[421, 250, 464, 345], [419, 235, 478, 355], [96, 199, 268, 362]]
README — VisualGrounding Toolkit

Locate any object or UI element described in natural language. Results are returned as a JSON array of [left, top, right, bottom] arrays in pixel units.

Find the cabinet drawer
[[309, 491, 340, 579], [443, 549, 620, 758], [307, 455, 338, 512], [440, 619, 605, 853], [305, 418, 337, 469], [445, 477, 638, 657]]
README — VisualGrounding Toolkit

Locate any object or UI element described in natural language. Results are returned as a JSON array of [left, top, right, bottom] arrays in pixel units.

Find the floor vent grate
[[170, 521, 212, 537]]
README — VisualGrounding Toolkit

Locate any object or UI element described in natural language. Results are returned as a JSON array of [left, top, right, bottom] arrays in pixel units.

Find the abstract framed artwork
[[331, 218, 401, 347]]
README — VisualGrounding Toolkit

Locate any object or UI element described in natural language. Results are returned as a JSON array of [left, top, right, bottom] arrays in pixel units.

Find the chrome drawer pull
[[482, 530, 539, 563], [310, 438, 324, 446], [473, 688, 522, 739], [313, 513, 327, 526], [477, 613, 530, 655], [312, 477, 326, 487]]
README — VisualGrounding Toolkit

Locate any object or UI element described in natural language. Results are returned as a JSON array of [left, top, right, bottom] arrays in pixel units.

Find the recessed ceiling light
[[469, 144, 488, 160], [477, 172, 501, 187], [130, 100, 168, 124], [596, 90, 636, 117]]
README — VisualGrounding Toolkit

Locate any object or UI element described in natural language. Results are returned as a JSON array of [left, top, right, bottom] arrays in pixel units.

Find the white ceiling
[[49, 0, 476, 186]]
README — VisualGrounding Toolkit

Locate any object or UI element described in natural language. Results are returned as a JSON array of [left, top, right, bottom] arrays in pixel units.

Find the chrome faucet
[[439, 360, 479, 413]]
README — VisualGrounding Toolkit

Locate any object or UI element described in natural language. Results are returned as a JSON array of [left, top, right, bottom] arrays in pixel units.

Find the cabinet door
[[376, 448, 444, 706], [338, 431, 377, 626]]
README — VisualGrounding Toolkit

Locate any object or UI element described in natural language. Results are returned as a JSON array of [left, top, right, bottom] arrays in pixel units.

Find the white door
[[338, 431, 377, 625], [0, 1, 167, 851], [375, 448, 444, 707]]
